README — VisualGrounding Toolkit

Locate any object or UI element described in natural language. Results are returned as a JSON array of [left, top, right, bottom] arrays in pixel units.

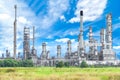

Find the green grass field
[[0, 67, 119, 80]]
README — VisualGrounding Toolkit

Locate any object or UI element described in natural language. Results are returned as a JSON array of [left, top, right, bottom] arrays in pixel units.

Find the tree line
[[56, 60, 88, 68], [0, 59, 33, 67], [55, 60, 120, 68], [0, 59, 119, 67]]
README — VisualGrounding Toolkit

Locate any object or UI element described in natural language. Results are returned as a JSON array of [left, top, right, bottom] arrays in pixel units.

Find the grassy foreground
[[0, 67, 119, 80]]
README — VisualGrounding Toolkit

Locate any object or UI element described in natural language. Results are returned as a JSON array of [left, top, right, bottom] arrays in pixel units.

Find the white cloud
[[69, 0, 107, 23], [0, 13, 10, 20], [46, 35, 53, 39], [113, 23, 120, 31], [63, 29, 79, 36], [0, 0, 35, 56], [39, 0, 69, 29], [113, 46, 120, 50], [113, 46, 120, 58], [46, 28, 79, 39], [18, 16, 30, 25], [55, 38, 75, 43], [113, 38, 120, 55], [55, 38, 70, 43], [60, 15, 66, 21], [118, 17, 120, 20], [0, 0, 69, 56], [46, 30, 64, 39], [113, 38, 120, 46]]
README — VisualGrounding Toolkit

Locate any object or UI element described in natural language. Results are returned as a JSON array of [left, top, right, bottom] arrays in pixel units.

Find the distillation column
[[94, 40, 98, 60], [57, 45, 61, 58], [47, 51, 50, 59], [67, 40, 71, 56], [100, 29, 106, 50], [102, 13, 115, 60], [18, 52, 20, 59], [40, 42, 50, 66], [6, 49, 10, 58], [23, 27, 30, 59], [2, 53, 4, 59], [100, 29, 106, 60], [106, 14, 112, 49], [41, 43, 47, 59], [89, 27, 94, 54], [88, 27, 95, 60]]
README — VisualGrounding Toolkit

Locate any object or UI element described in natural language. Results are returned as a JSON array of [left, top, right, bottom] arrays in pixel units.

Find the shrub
[[3, 59, 13, 67], [56, 61, 64, 68], [22, 60, 34, 67], [80, 60, 88, 68], [64, 62, 70, 67], [0, 60, 4, 67]]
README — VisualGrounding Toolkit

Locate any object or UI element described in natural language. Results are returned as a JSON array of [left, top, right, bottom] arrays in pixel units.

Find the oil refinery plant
[[1, 5, 120, 66]]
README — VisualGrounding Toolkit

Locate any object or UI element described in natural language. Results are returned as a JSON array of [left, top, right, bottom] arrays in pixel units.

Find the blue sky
[[0, 0, 120, 59]]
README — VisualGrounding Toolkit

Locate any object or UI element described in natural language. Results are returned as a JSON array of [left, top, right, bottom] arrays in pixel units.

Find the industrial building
[[0, 5, 120, 66], [38, 11, 118, 66]]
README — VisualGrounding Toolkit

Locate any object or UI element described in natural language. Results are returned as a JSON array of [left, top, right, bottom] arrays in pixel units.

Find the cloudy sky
[[0, 0, 120, 59]]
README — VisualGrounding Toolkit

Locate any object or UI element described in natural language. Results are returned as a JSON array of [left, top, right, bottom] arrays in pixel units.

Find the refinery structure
[[0, 5, 120, 66]]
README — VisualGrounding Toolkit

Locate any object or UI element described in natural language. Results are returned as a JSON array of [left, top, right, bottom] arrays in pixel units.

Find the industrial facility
[[0, 5, 120, 66]]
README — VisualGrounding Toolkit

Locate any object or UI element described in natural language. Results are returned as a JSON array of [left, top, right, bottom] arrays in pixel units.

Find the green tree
[[64, 62, 69, 67], [80, 60, 88, 68], [56, 61, 64, 68], [3, 59, 13, 67], [0, 59, 33, 67], [22, 60, 33, 67], [3, 59, 19, 67], [0, 60, 4, 67], [12, 60, 19, 67]]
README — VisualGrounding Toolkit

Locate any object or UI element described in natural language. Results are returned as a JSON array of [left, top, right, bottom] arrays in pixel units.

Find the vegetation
[[0, 59, 33, 67], [56, 61, 70, 68], [0, 67, 119, 80], [55, 60, 119, 68], [80, 60, 88, 68], [56, 61, 64, 68], [64, 62, 70, 67], [0, 59, 120, 80], [56, 60, 89, 68]]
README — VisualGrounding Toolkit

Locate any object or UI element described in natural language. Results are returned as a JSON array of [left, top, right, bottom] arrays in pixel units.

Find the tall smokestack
[[80, 10, 83, 33], [33, 26, 35, 49], [14, 5, 17, 59], [78, 10, 85, 58], [78, 10, 84, 48]]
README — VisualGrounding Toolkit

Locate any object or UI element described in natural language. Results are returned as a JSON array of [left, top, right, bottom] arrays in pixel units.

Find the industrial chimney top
[[80, 10, 83, 16]]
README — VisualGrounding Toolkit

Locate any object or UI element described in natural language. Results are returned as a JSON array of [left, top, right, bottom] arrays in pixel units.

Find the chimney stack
[[13, 5, 17, 59]]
